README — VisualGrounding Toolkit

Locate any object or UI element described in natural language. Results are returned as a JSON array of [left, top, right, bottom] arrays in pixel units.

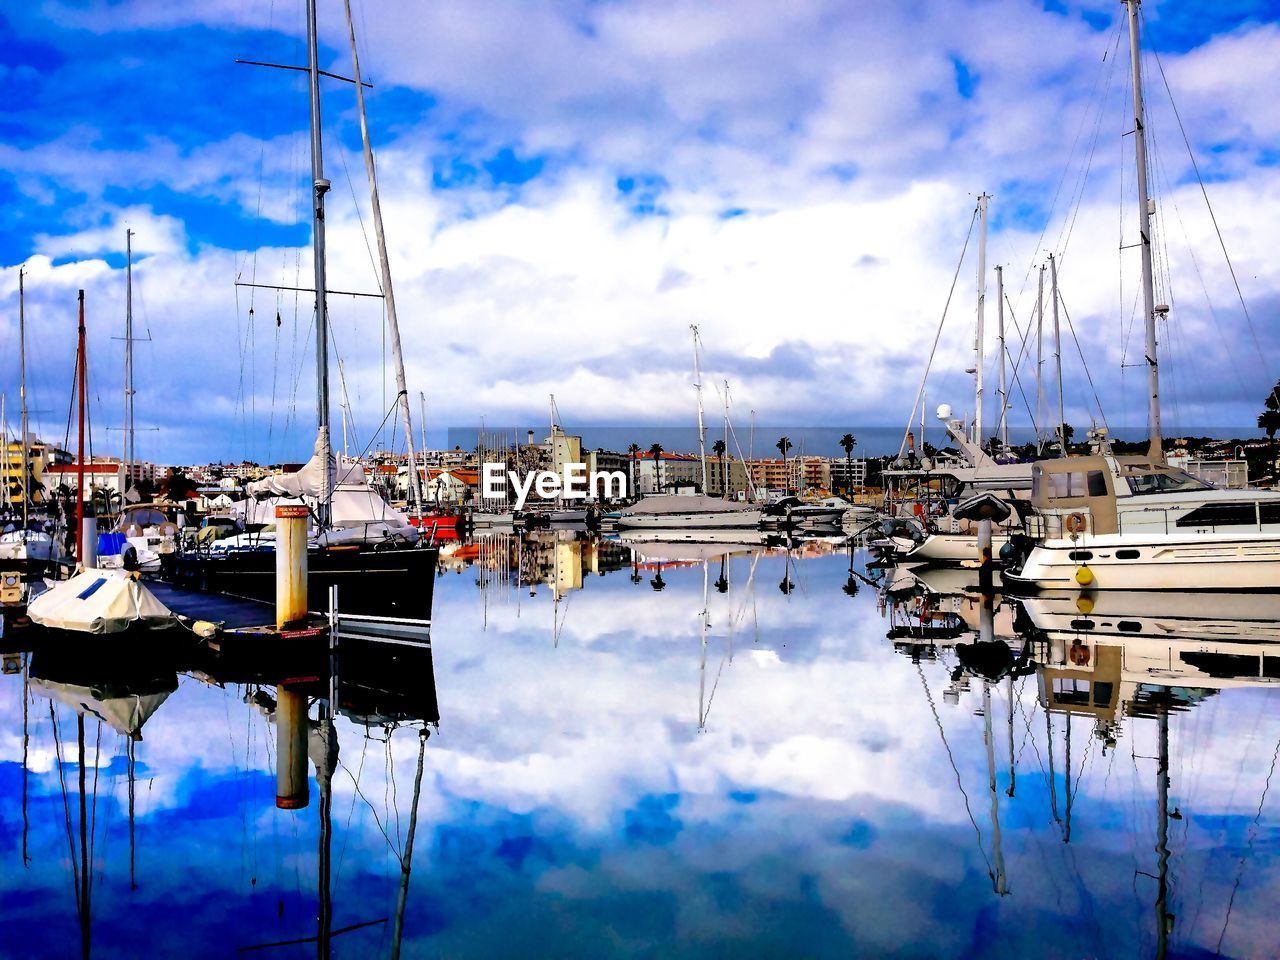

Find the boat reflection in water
[[6, 531, 1280, 957], [5, 606, 439, 959]]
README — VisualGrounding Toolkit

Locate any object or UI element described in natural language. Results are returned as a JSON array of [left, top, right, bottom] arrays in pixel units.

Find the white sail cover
[[28, 569, 176, 634], [238, 433, 415, 541], [247, 433, 367, 500], [30, 679, 172, 738]]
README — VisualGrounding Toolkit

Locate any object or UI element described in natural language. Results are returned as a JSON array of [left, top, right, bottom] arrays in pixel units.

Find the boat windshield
[[1124, 468, 1212, 496]]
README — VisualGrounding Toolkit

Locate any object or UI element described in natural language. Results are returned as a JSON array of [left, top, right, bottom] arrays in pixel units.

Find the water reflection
[[2, 531, 1279, 957]]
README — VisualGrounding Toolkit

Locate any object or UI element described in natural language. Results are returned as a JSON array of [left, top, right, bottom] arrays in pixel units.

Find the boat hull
[[166, 545, 438, 618], [1005, 532, 1280, 592]]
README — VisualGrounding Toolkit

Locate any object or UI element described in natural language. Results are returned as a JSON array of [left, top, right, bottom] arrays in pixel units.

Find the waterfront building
[[829, 457, 868, 492]]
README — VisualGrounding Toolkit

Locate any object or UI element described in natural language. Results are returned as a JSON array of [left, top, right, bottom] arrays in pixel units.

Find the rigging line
[[1147, 36, 1271, 395], [334, 720, 372, 890], [1055, 18, 1126, 268], [915, 660, 995, 880], [337, 759, 405, 866], [50, 703, 82, 914], [337, 145, 382, 292], [1002, 294, 1044, 435], [1216, 729, 1280, 955], [1056, 291, 1111, 430], [898, 206, 979, 460], [1013, 16, 1125, 309], [1149, 126, 1253, 411]]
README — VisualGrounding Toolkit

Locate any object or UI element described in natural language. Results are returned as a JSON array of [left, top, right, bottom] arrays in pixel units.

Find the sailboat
[[168, 0, 437, 609], [883, 197, 1046, 566], [613, 326, 762, 531], [1003, 0, 1280, 592], [0, 267, 64, 578]]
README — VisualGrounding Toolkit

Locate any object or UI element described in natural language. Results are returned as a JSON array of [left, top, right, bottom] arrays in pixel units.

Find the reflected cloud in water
[[1, 532, 1279, 957]]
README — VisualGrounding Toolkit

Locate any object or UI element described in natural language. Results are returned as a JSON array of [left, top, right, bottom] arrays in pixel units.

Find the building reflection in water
[[3, 531, 1280, 957]]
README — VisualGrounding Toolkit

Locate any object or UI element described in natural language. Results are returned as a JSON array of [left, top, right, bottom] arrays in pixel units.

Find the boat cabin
[[1025, 454, 1279, 540]]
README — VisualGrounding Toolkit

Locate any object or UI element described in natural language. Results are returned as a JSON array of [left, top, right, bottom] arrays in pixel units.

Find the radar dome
[[936, 403, 953, 420]]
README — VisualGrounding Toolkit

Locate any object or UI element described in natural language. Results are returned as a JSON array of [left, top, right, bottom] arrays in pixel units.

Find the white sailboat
[[1005, 0, 1280, 592], [614, 326, 762, 531], [0, 267, 63, 572]]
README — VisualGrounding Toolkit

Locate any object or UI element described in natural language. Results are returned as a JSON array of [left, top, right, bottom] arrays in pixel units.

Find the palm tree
[[839, 433, 857, 496], [711, 439, 727, 496], [1259, 380, 1280, 483], [627, 443, 641, 498], [776, 436, 793, 495], [648, 443, 664, 493]]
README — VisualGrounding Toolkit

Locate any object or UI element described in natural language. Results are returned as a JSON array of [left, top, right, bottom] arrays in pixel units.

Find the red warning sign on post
[[275, 505, 310, 519]]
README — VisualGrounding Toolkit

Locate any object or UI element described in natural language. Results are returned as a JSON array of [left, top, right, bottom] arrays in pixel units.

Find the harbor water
[[2, 534, 1279, 957]]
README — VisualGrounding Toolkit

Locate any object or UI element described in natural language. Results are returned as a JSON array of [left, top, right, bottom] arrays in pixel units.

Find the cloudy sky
[[2, 0, 1278, 464]]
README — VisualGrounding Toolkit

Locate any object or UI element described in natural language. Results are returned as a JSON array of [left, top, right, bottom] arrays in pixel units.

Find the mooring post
[[275, 504, 309, 630], [977, 517, 993, 594], [275, 684, 310, 810], [80, 512, 98, 570]]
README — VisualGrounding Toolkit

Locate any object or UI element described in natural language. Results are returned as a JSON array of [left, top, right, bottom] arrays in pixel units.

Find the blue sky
[[2, 0, 1280, 464]]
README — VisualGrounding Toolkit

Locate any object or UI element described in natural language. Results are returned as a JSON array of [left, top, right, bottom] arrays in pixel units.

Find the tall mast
[[973, 193, 990, 447], [983, 680, 1008, 895], [691, 325, 709, 494], [19, 267, 28, 531], [1155, 706, 1172, 959], [305, 0, 333, 527], [723, 379, 730, 498], [1036, 265, 1045, 453], [76, 290, 87, 565], [419, 391, 428, 500], [342, 0, 423, 514], [1050, 253, 1066, 454], [1123, 0, 1163, 461], [996, 265, 1008, 447], [123, 228, 134, 497], [1, 393, 7, 516]]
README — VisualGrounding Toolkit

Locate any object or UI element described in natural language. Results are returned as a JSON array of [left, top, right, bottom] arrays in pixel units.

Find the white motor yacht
[[1004, 453, 1280, 592]]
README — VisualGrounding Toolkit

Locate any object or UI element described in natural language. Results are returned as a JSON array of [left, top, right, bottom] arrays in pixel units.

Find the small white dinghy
[[28, 568, 176, 635]]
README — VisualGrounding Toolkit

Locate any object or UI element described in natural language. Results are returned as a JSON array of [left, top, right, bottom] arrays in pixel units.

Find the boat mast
[[419, 391, 429, 501], [983, 680, 1008, 895], [76, 290, 87, 565], [1155, 705, 1173, 959], [1050, 253, 1066, 454], [1, 393, 7, 516], [723, 379, 730, 498], [305, 0, 333, 527], [342, 0, 423, 515], [122, 228, 134, 499], [1123, 0, 1163, 461], [996, 265, 1008, 448], [691, 325, 709, 494], [19, 267, 28, 532], [1036, 265, 1045, 454], [973, 193, 990, 447]]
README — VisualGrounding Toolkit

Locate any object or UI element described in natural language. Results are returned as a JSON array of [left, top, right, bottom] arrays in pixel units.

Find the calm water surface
[[2, 532, 1279, 958]]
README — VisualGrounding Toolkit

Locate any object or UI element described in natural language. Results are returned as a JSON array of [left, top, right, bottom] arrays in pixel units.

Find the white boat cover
[[30, 678, 172, 738], [28, 569, 176, 634], [237, 434, 416, 542]]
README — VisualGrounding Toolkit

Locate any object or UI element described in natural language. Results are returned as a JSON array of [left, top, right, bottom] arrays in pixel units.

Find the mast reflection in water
[[2, 531, 1280, 957]]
